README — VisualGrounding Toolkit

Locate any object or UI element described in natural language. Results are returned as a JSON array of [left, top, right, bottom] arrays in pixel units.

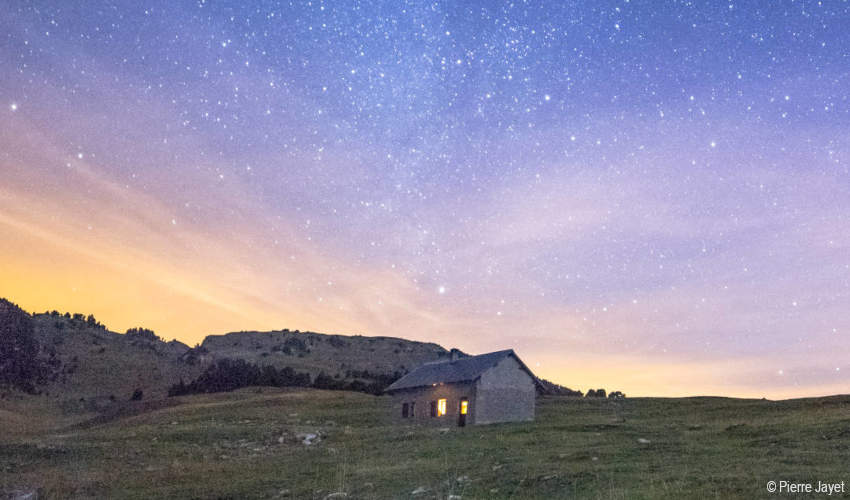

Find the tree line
[[167, 358, 401, 397]]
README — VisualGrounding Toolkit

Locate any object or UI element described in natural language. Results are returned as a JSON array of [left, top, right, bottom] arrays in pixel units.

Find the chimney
[[450, 348, 461, 361]]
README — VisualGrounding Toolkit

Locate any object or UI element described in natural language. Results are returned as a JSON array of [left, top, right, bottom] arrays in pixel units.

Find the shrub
[[126, 327, 161, 342], [536, 377, 583, 397]]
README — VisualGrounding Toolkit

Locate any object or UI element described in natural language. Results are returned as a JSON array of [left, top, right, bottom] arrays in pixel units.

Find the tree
[[126, 327, 161, 342], [0, 298, 43, 393]]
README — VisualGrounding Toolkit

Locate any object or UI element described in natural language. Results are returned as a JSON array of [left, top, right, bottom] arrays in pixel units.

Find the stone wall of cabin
[[474, 355, 536, 424], [391, 381, 476, 425]]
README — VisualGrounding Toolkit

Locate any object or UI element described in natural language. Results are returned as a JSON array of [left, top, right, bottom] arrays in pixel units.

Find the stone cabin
[[384, 349, 537, 426]]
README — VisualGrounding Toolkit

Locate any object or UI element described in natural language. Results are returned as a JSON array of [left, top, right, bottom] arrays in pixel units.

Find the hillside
[[199, 329, 450, 377], [1, 298, 584, 418], [25, 317, 452, 405], [3, 389, 850, 498], [28, 312, 201, 403], [2, 302, 453, 407]]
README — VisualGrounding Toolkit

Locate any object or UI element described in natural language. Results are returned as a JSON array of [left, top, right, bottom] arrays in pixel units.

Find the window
[[460, 399, 468, 415], [430, 400, 437, 417], [410, 402, 415, 417], [402, 402, 409, 418], [437, 398, 447, 417]]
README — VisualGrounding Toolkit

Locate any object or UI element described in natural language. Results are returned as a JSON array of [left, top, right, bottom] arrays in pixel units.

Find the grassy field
[[2, 389, 849, 499]]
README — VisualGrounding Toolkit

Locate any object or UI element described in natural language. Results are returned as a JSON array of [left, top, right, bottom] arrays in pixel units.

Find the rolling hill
[[2, 299, 454, 406]]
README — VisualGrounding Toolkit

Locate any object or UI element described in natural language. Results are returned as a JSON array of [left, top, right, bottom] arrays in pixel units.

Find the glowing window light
[[460, 400, 468, 415], [437, 398, 447, 416]]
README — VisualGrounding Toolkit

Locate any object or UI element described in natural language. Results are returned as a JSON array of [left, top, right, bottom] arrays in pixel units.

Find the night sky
[[2, 1, 848, 397]]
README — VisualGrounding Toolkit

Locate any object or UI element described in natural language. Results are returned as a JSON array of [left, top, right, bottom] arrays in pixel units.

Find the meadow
[[2, 389, 849, 499]]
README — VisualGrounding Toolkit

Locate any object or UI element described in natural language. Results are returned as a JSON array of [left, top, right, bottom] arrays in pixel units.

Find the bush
[[536, 377, 583, 397], [283, 336, 308, 353], [126, 327, 161, 342]]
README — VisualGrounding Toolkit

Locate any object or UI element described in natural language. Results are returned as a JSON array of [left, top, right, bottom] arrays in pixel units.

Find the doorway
[[458, 398, 468, 427]]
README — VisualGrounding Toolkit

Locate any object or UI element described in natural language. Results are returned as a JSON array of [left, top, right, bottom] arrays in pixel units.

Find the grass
[[2, 389, 850, 499]]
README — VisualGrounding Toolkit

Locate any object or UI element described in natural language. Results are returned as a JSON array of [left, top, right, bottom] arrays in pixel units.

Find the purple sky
[[1, 1, 848, 397]]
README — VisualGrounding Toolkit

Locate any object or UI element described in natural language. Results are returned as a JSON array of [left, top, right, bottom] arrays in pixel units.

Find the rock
[[540, 474, 557, 481], [276, 489, 290, 497], [295, 432, 320, 445], [637, 438, 651, 444], [448, 495, 462, 500], [411, 486, 428, 495], [591, 456, 599, 461], [171, 421, 178, 425], [490, 489, 499, 494], [278, 436, 286, 444], [324, 493, 347, 499], [438, 427, 451, 433], [492, 464, 503, 471], [456, 475, 470, 483], [9, 490, 37, 500]]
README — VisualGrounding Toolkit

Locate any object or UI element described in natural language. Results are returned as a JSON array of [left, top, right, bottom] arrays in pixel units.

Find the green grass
[[2, 390, 850, 499]]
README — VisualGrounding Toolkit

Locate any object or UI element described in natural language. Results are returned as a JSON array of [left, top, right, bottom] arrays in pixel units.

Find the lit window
[[437, 398, 447, 416], [460, 399, 468, 415]]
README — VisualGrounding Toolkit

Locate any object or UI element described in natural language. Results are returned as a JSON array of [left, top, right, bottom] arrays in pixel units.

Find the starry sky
[[2, 0, 849, 398]]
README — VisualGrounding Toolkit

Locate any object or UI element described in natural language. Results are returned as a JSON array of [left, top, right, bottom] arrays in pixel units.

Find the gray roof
[[385, 349, 534, 393]]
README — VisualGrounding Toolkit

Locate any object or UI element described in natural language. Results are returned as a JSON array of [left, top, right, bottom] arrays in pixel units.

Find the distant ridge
[[0, 297, 584, 407]]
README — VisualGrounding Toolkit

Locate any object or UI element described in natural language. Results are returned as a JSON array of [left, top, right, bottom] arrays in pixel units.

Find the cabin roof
[[384, 349, 535, 393]]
